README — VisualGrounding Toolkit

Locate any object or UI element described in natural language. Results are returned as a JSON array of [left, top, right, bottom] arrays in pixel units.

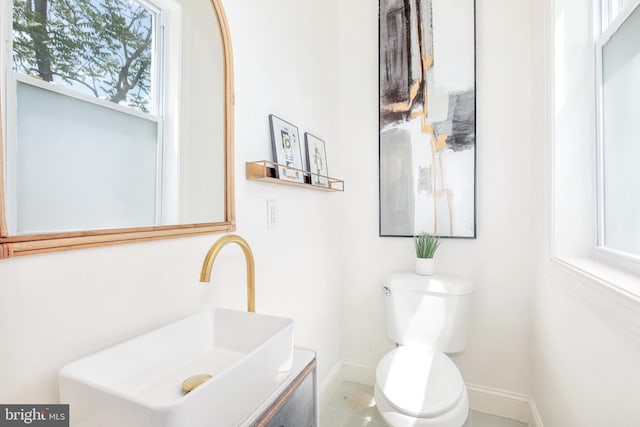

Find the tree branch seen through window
[[13, 0, 154, 112]]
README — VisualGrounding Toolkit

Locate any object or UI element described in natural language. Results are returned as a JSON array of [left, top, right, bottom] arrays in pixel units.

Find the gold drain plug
[[181, 374, 213, 394]]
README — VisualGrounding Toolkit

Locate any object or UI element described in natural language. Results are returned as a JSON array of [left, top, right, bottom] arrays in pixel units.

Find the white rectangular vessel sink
[[59, 308, 295, 427]]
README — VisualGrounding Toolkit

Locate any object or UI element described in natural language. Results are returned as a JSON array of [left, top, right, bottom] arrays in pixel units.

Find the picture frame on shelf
[[269, 115, 305, 183], [304, 133, 329, 187]]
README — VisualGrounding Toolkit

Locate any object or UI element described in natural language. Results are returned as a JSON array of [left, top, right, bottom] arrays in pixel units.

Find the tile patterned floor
[[320, 381, 528, 427]]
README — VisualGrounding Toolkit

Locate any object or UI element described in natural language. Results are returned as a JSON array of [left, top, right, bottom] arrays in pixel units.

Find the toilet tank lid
[[383, 272, 473, 295]]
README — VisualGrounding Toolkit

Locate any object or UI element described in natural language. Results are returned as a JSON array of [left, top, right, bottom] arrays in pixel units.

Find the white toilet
[[374, 272, 474, 427]]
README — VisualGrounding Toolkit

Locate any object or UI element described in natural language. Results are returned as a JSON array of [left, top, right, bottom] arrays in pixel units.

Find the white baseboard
[[466, 383, 530, 423], [333, 361, 540, 425], [528, 397, 544, 427], [342, 359, 376, 386], [319, 360, 344, 414]]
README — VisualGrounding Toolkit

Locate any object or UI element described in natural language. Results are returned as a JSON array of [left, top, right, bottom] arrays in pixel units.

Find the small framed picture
[[304, 133, 329, 187], [269, 115, 304, 183]]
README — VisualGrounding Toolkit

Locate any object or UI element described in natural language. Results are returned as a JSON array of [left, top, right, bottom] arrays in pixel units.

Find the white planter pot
[[415, 258, 435, 276]]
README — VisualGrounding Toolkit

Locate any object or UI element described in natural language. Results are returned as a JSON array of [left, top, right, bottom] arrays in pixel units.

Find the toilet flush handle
[[383, 286, 391, 296]]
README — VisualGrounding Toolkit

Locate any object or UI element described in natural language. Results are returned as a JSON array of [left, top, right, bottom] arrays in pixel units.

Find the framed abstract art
[[379, 0, 476, 238]]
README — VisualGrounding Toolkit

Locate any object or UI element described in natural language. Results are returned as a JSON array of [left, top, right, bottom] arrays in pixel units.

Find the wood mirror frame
[[0, 0, 235, 259]]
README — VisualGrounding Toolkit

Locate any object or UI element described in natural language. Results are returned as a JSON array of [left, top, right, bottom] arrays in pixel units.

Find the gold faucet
[[200, 234, 256, 312]]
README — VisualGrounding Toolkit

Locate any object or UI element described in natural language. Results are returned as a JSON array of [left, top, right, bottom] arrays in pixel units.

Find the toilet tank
[[382, 273, 473, 353]]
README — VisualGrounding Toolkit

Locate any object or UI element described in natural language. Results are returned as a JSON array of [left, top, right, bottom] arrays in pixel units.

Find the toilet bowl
[[375, 273, 473, 427], [374, 346, 469, 427]]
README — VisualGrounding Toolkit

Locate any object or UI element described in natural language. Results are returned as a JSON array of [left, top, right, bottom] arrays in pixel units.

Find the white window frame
[[594, 0, 640, 273], [0, 0, 182, 233], [602, 0, 625, 27], [547, 0, 640, 303]]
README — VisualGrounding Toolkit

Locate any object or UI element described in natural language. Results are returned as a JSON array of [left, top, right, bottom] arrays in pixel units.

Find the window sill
[[551, 256, 640, 301], [554, 258, 640, 304]]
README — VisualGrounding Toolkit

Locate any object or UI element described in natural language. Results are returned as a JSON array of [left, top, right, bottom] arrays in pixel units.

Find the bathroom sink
[[59, 308, 295, 427]]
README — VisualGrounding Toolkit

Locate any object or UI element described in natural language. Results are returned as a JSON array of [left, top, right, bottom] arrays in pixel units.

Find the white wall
[[338, 0, 535, 397], [531, 0, 640, 424], [226, 0, 343, 388], [532, 265, 640, 426], [551, 0, 597, 259], [0, 0, 343, 403]]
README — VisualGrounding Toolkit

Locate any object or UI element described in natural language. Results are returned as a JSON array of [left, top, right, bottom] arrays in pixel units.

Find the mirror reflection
[[3, 0, 225, 236]]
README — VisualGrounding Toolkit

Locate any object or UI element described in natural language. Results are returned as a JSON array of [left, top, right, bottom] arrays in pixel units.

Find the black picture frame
[[269, 115, 304, 183], [304, 133, 329, 187], [378, 0, 477, 239]]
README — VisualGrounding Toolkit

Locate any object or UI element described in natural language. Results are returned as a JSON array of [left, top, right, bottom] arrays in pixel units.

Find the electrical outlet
[[267, 200, 278, 229]]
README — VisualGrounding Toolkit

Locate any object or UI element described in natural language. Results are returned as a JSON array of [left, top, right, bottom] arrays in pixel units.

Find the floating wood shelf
[[246, 160, 344, 192]]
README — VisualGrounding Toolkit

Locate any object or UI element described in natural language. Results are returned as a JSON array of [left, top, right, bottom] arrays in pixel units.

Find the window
[[12, 0, 156, 113], [602, 0, 633, 26], [2, 0, 180, 235], [550, 0, 640, 292], [596, 0, 640, 260]]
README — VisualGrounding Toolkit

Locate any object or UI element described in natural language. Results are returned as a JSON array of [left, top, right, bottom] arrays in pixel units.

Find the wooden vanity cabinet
[[251, 358, 318, 427]]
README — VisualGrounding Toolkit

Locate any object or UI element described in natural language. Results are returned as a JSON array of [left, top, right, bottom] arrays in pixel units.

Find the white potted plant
[[414, 232, 440, 276]]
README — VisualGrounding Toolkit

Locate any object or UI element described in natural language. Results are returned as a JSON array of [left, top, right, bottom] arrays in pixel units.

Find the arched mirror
[[0, 0, 234, 258]]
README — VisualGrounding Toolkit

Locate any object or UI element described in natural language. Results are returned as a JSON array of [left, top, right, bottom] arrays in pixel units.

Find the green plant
[[415, 232, 440, 259]]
